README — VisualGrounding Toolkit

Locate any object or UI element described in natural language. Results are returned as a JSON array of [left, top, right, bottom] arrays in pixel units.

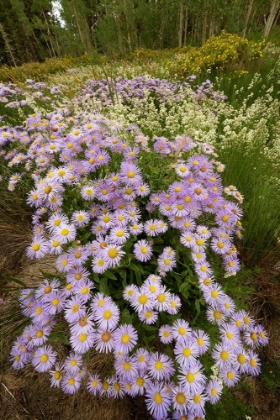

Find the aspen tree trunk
[[183, 6, 188, 46], [0, 23, 17, 66], [41, 9, 57, 57], [242, 0, 254, 37], [263, 0, 280, 38], [179, 2, 184, 47], [201, 12, 207, 45]]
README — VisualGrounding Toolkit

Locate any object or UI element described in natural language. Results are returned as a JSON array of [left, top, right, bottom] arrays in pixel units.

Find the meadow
[[0, 32, 280, 420]]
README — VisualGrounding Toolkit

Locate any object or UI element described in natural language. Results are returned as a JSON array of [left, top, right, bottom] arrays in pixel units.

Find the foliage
[[0, 54, 101, 83]]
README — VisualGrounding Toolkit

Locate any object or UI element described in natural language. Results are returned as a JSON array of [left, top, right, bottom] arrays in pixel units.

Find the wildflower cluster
[[80, 75, 227, 107], [1, 102, 268, 418], [0, 79, 68, 127]]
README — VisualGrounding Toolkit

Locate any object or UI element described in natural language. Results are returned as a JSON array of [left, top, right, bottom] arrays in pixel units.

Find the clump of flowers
[[1, 108, 268, 420]]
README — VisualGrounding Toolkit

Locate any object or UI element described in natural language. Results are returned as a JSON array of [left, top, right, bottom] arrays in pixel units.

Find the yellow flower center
[[193, 394, 201, 404], [101, 331, 111, 342], [238, 354, 246, 365], [197, 337, 204, 346], [123, 362, 131, 371], [138, 295, 147, 304], [54, 371, 61, 380], [52, 298, 59, 306], [79, 333, 87, 342], [158, 293, 165, 303], [108, 249, 118, 258], [176, 392, 186, 404], [44, 286, 52, 294], [154, 361, 163, 370], [121, 333, 130, 343], [220, 351, 229, 360], [178, 327, 185, 335], [227, 371, 234, 379], [40, 354, 48, 363], [214, 310, 221, 319], [250, 358, 257, 367], [154, 392, 162, 404], [103, 310, 112, 319], [183, 347, 191, 357], [136, 377, 144, 387], [114, 383, 121, 391]]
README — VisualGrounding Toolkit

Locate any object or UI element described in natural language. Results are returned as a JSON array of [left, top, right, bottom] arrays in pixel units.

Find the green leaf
[[195, 299, 200, 315], [130, 263, 144, 274], [1, 273, 26, 287], [39, 270, 57, 281], [99, 277, 109, 295], [120, 309, 133, 324], [92, 273, 100, 283], [103, 271, 118, 281], [143, 324, 157, 331]]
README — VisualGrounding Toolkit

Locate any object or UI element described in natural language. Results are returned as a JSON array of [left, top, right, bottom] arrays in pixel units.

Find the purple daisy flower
[[95, 328, 115, 353], [133, 239, 153, 262], [27, 236, 49, 259], [70, 329, 96, 354], [147, 352, 175, 381], [64, 352, 83, 374], [50, 362, 64, 388], [220, 365, 240, 387], [158, 325, 173, 344], [93, 301, 120, 330], [113, 324, 138, 354], [172, 319, 192, 343], [87, 374, 102, 395], [212, 342, 236, 369], [114, 355, 138, 380], [174, 338, 200, 369], [61, 372, 82, 394], [145, 381, 172, 420], [205, 379, 222, 404], [172, 385, 190, 415], [31, 345, 57, 372]]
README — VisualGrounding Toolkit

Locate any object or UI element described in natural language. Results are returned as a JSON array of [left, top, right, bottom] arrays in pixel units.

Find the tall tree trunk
[[201, 12, 207, 45], [263, 0, 280, 38], [41, 9, 57, 57], [242, 0, 255, 37], [0, 23, 17, 66], [179, 2, 184, 47], [183, 7, 188, 46]]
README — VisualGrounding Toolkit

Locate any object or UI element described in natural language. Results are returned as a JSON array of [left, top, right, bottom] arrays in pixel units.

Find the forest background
[[1, 0, 280, 66]]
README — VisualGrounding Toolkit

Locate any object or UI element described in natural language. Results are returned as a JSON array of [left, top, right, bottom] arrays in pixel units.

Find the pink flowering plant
[[1, 105, 268, 420]]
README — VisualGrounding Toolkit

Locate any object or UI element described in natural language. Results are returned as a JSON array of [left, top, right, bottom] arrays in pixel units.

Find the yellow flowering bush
[[0, 56, 95, 83], [168, 31, 265, 78]]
